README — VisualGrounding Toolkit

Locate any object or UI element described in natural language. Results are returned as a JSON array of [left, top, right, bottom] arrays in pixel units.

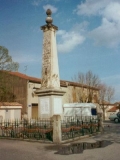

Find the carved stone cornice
[[35, 88, 66, 96], [41, 24, 58, 31]]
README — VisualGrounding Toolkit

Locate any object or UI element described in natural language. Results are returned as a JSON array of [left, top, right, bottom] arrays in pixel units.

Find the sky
[[0, 0, 120, 102]]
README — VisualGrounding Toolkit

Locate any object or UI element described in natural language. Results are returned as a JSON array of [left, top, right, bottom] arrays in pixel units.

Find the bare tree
[[72, 70, 100, 103], [72, 71, 115, 120], [99, 83, 114, 120]]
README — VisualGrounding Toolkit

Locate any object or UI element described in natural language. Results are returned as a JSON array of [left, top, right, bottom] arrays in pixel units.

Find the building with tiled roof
[[0, 102, 22, 120], [0, 102, 22, 106], [0, 71, 99, 119], [107, 106, 118, 112], [107, 102, 120, 113], [103, 102, 120, 120]]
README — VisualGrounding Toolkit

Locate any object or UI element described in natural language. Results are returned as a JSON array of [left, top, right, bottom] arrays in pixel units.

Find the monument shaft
[[35, 9, 65, 118], [41, 26, 60, 89]]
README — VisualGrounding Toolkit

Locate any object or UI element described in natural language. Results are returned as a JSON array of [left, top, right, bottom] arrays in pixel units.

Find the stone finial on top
[[46, 9, 53, 26], [41, 8, 58, 30], [46, 9, 52, 16]]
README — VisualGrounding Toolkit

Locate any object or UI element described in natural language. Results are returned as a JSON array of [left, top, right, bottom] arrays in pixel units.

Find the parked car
[[109, 112, 120, 123]]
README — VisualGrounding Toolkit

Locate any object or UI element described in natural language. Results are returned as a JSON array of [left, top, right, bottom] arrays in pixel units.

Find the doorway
[[32, 103, 38, 119]]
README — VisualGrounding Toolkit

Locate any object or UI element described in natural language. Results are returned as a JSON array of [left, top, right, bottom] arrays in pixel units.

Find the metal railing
[[0, 119, 53, 141], [61, 116, 100, 141], [0, 116, 100, 142]]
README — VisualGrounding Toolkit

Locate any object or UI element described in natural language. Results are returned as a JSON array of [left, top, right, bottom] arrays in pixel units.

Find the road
[[0, 121, 120, 160]]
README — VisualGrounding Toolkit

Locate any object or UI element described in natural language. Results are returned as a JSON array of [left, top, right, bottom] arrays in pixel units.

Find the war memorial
[[0, 9, 102, 145]]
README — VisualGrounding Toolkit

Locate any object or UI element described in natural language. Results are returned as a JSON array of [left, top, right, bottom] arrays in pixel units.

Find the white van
[[63, 103, 97, 118]]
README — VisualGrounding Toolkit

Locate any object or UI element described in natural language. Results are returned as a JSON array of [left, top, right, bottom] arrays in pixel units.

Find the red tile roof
[[113, 102, 120, 106], [0, 102, 22, 106], [0, 71, 99, 90], [107, 106, 118, 112], [60, 80, 99, 90], [10, 72, 41, 83]]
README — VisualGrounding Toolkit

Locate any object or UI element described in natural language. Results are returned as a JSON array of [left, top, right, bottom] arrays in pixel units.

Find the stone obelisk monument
[[35, 9, 65, 119]]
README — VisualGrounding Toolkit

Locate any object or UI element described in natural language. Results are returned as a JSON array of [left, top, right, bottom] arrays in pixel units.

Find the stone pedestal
[[35, 89, 65, 119]]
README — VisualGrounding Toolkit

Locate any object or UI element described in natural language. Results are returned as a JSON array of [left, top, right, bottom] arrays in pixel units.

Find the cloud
[[32, 0, 59, 7], [57, 30, 85, 53], [56, 22, 88, 54], [75, 0, 117, 16], [43, 4, 58, 13], [102, 2, 120, 23], [71, 21, 89, 33], [89, 2, 120, 48], [32, 0, 42, 6], [75, 0, 120, 48], [89, 17, 120, 47], [11, 51, 40, 63]]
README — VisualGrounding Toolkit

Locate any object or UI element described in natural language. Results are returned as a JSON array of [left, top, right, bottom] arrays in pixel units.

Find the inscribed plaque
[[40, 98, 50, 114], [53, 98, 62, 114]]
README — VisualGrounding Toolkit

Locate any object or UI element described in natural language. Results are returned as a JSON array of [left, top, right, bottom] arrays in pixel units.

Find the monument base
[[35, 89, 66, 119]]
